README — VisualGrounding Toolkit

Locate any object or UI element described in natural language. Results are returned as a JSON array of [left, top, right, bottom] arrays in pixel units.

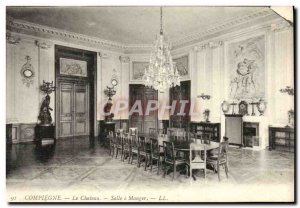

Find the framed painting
[[60, 58, 87, 77], [130, 61, 148, 82], [226, 34, 266, 100], [173, 55, 190, 80]]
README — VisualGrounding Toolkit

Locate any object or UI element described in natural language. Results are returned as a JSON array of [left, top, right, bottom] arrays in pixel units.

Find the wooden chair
[[108, 131, 115, 157], [207, 140, 229, 181], [137, 136, 148, 170], [167, 128, 176, 141], [149, 138, 164, 175], [189, 143, 206, 180], [149, 128, 157, 137], [130, 134, 139, 165], [115, 132, 123, 159], [122, 133, 131, 162], [163, 141, 188, 181]]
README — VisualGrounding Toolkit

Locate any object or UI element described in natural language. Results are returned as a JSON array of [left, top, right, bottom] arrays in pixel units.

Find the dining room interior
[[5, 6, 295, 202]]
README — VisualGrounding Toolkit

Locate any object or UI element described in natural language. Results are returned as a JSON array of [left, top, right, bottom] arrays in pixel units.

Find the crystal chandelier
[[143, 7, 180, 93]]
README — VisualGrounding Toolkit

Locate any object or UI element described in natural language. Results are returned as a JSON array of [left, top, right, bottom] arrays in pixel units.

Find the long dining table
[[138, 132, 220, 151], [138, 132, 220, 179]]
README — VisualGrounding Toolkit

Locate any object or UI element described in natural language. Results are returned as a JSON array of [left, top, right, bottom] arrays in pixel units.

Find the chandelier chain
[[160, 7, 163, 34]]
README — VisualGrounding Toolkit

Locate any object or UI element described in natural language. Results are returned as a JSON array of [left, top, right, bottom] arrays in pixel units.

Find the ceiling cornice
[[6, 8, 277, 52]]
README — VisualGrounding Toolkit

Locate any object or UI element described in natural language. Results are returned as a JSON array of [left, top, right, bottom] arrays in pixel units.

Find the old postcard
[[5, 5, 294, 203]]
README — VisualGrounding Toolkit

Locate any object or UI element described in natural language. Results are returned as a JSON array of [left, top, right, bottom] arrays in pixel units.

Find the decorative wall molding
[[270, 20, 292, 32], [7, 8, 277, 52], [35, 40, 52, 49], [194, 41, 223, 51], [172, 8, 275, 48], [99, 52, 111, 59], [119, 56, 130, 63], [6, 32, 21, 45], [7, 17, 126, 51]]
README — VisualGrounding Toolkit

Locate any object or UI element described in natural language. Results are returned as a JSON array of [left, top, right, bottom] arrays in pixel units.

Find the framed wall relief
[[173, 54, 190, 80], [226, 34, 266, 100], [130, 61, 148, 82], [60, 58, 87, 77]]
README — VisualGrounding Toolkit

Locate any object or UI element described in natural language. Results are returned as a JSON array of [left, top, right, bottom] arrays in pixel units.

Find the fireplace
[[243, 122, 259, 147]]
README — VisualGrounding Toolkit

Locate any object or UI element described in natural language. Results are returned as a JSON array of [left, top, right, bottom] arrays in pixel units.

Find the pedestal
[[35, 124, 55, 143]]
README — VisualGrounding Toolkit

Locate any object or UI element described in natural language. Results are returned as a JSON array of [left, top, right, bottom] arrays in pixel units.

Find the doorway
[[169, 81, 191, 130], [55, 45, 97, 138], [129, 85, 158, 135]]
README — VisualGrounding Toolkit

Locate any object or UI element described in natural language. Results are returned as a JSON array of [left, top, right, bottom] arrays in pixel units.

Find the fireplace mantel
[[221, 115, 269, 150]]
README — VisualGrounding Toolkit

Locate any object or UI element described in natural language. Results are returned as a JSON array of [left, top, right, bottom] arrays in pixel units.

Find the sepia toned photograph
[[5, 5, 295, 203]]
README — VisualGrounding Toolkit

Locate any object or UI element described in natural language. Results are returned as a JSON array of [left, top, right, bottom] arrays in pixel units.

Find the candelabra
[[38, 80, 56, 126], [40, 80, 56, 95], [198, 93, 211, 100], [104, 79, 118, 123]]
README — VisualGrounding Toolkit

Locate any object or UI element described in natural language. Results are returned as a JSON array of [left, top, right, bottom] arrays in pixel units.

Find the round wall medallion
[[111, 79, 118, 87]]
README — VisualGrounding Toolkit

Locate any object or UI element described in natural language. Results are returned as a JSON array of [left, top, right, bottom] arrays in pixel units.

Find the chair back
[[163, 141, 175, 162], [177, 130, 187, 142], [150, 138, 159, 157], [131, 134, 139, 150], [157, 128, 165, 135], [108, 131, 115, 144], [123, 133, 130, 148], [149, 128, 157, 137], [116, 132, 123, 146], [217, 140, 229, 161], [201, 134, 211, 144], [116, 129, 124, 134], [138, 136, 146, 152], [190, 143, 206, 164], [129, 127, 138, 136]]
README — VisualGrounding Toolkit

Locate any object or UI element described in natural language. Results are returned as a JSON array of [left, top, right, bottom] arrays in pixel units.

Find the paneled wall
[[6, 32, 125, 142], [6, 17, 293, 148]]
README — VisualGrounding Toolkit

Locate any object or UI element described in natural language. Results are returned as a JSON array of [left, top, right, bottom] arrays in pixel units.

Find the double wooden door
[[129, 85, 158, 135], [169, 81, 191, 130], [57, 79, 89, 137]]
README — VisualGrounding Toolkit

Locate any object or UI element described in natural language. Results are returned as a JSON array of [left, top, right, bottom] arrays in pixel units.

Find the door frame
[[129, 84, 158, 134], [55, 45, 97, 138]]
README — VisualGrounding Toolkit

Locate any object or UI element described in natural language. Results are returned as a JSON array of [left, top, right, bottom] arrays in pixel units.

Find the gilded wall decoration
[[173, 55, 189, 77], [228, 35, 265, 99], [20, 56, 35, 87], [131, 62, 148, 81], [60, 58, 87, 77]]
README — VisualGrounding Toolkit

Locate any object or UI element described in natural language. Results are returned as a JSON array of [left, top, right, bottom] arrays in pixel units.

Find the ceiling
[[7, 6, 275, 45]]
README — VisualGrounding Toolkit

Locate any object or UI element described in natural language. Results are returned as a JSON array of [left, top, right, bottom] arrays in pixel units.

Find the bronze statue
[[38, 94, 53, 126]]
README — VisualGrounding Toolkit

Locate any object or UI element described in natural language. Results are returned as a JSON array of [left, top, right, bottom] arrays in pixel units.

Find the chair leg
[[172, 164, 176, 181], [163, 163, 166, 178], [144, 155, 147, 171], [137, 153, 140, 167], [128, 152, 131, 164], [131, 153, 134, 164], [225, 164, 229, 179], [121, 148, 124, 161], [150, 157, 153, 172], [186, 164, 188, 178], [157, 160, 160, 175], [217, 163, 220, 181]]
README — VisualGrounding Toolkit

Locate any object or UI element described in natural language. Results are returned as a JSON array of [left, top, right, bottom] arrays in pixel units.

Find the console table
[[190, 122, 221, 142], [269, 126, 294, 152]]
